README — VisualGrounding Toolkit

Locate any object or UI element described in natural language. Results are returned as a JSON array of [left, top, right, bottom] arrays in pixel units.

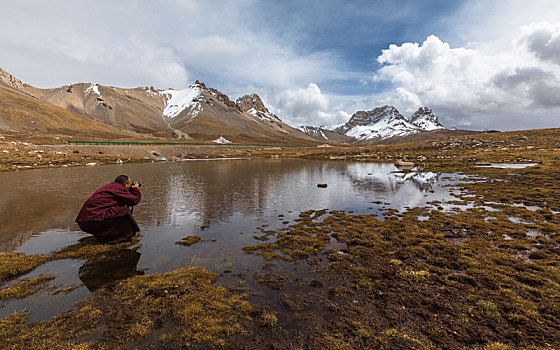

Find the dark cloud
[[529, 81, 560, 107], [492, 67, 550, 89], [518, 22, 560, 65]]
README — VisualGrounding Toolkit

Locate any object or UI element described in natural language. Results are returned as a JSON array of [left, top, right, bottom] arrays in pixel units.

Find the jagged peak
[[236, 93, 280, 123], [335, 105, 420, 140], [236, 93, 265, 111], [0, 67, 26, 89], [339, 105, 407, 130], [410, 106, 444, 130]]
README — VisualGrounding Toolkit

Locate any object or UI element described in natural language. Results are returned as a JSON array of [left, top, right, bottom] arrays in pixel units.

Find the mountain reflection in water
[[0, 159, 461, 321], [2, 160, 450, 255]]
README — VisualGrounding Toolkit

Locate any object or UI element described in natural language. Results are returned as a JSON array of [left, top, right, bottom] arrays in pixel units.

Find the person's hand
[[131, 183, 140, 189]]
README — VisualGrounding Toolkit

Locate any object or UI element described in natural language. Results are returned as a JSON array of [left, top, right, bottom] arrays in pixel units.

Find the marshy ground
[[1, 129, 559, 349]]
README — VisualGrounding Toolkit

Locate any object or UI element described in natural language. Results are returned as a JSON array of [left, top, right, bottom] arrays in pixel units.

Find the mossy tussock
[[175, 235, 202, 246], [241, 145, 560, 348], [0, 275, 56, 300], [0, 267, 252, 349]]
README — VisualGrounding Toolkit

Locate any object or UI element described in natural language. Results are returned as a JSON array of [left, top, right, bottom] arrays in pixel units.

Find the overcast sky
[[1, 0, 560, 130]]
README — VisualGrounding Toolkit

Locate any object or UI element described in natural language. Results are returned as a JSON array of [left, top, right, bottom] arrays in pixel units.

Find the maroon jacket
[[76, 182, 141, 222]]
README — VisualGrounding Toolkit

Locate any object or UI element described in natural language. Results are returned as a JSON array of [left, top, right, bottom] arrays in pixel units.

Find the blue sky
[[1, 0, 560, 130], [245, 1, 467, 92]]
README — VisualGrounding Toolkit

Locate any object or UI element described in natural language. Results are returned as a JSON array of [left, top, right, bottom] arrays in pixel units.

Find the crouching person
[[76, 175, 141, 244]]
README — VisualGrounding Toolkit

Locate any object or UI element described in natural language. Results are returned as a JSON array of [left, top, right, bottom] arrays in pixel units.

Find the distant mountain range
[[300, 106, 445, 143], [0, 66, 476, 144]]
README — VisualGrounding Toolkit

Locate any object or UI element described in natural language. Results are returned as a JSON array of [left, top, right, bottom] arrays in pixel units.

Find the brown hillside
[[33, 84, 180, 138], [0, 85, 133, 139], [170, 86, 316, 145]]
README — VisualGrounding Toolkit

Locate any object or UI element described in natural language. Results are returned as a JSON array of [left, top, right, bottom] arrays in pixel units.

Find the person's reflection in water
[[78, 248, 143, 291]]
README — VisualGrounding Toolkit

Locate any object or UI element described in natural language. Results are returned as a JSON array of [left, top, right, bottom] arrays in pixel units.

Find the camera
[[131, 181, 142, 187]]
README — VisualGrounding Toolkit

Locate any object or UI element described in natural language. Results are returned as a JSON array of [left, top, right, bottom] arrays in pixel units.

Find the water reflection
[[0, 160, 449, 253], [0, 159, 463, 322], [78, 248, 143, 291]]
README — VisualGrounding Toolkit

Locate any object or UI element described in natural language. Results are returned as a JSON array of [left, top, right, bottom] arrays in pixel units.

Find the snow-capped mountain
[[410, 107, 443, 131], [332, 105, 445, 142], [153, 81, 313, 144], [335, 106, 420, 140], [236, 93, 280, 124]]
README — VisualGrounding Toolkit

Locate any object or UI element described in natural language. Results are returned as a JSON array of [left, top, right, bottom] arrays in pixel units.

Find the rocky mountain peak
[[199, 82, 239, 110], [333, 105, 424, 141], [236, 93, 280, 123], [236, 93, 265, 112], [337, 105, 407, 134], [410, 107, 443, 130], [0, 67, 26, 89]]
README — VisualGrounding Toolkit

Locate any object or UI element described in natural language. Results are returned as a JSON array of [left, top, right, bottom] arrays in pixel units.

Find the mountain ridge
[[0, 68, 315, 145], [300, 105, 446, 143]]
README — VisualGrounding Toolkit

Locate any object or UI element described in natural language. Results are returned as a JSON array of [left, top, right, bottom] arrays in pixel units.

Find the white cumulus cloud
[[273, 84, 328, 124], [271, 83, 349, 127], [372, 26, 560, 130]]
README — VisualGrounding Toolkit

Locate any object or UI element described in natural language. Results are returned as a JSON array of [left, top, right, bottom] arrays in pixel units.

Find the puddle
[[526, 230, 549, 239], [508, 217, 533, 224], [0, 259, 88, 322], [15, 229, 88, 255], [325, 236, 347, 251], [475, 163, 537, 169], [181, 157, 255, 161]]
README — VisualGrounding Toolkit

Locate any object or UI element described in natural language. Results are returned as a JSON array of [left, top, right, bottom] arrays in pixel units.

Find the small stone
[[85, 162, 97, 166], [116, 159, 123, 164]]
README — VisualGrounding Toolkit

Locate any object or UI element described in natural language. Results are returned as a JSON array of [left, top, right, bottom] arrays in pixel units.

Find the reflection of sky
[[138, 160, 448, 230], [0, 160, 464, 323], [2, 159, 459, 255], [1, 160, 456, 251]]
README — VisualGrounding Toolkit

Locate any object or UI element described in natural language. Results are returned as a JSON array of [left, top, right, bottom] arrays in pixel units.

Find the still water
[[0, 159, 459, 321]]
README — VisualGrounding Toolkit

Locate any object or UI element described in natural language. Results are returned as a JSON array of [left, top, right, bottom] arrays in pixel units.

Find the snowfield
[[161, 85, 202, 119]]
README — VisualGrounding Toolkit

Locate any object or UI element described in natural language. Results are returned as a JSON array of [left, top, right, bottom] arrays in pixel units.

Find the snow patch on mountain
[[213, 136, 232, 144], [346, 120, 417, 139], [410, 107, 443, 131], [161, 85, 202, 119], [299, 126, 329, 141], [85, 84, 101, 98]]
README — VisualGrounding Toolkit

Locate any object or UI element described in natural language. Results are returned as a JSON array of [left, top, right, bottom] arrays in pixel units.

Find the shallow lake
[[0, 159, 462, 321]]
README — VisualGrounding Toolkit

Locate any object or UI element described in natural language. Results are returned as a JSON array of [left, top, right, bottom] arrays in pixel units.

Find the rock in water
[[317, 183, 328, 188], [395, 159, 414, 168]]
